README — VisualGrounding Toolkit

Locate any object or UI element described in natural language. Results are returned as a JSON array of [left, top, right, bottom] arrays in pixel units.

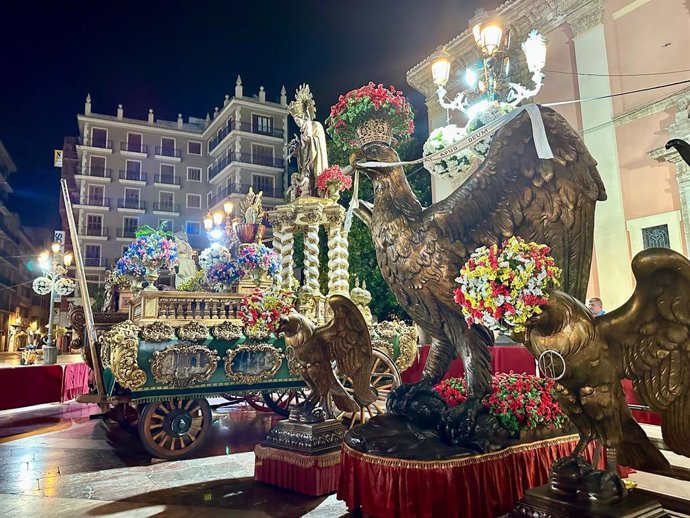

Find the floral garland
[[54, 277, 75, 296], [238, 287, 296, 338], [326, 82, 414, 151], [237, 244, 280, 281], [199, 245, 232, 270], [206, 261, 242, 291], [454, 236, 561, 333], [317, 165, 352, 197], [434, 373, 568, 436], [32, 277, 52, 296], [422, 101, 514, 180]]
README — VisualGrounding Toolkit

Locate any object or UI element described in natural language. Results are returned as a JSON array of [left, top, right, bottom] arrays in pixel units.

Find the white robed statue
[[174, 231, 197, 289]]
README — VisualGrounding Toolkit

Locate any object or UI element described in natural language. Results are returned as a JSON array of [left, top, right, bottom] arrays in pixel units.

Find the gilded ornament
[[223, 343, 283, 384], [150, 343, 219, 388], [284, 344, 303, 377], [176, 321, 209, 342], [141, 321, 175, 342], [99, 320, 146, 389], [211, 321, 243, 341], [394, 324, 418, 373], [372, 340, 394, 360]]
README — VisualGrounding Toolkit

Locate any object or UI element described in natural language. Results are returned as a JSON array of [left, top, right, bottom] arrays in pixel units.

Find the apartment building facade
[[407, 0, 690, 310], [0, 141, 49, 351], [60, 78, 288, 293]]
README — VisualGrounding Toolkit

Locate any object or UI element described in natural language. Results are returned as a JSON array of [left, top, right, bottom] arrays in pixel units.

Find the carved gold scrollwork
[[370, 320, 400, 339], [224, 343, 283, 384], [99, 320, 147, 389], [395, 324, 418, 373], [141, 321, 175, 342], [211, 321, 243, 341], [284, 344, 303, 376], [150, 343, 219, 388], [176, 321, 209, 342], [372, 340, 395, 361]]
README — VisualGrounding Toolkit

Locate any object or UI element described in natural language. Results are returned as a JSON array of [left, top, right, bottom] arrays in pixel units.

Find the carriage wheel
[[332, 349, 401, 429], [262, 389, 310, 417], [105, 403, 139, 432], [138, 398, 212, 460], [245, 394, 273, 412]]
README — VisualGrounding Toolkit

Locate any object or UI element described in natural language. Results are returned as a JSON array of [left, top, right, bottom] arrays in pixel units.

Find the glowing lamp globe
[[203, 214, 213, 232], [471, 17, 504, 57], [430, 48, 452, 87], [223, 201, 233, 216], [51, 242, 61, 254], [465, 68, 478, 89], [212, 211, 224, 226], [64, 253, 73, 267]]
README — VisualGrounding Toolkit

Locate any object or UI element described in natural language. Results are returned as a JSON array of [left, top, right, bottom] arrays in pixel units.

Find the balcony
[[84, 257, 111, 268], [116, 228, 137, 239], [153, 174, 181, 187], [153, 202, 180, 215], [208, 125, 232, 153], [80, 227, 109, 238], [74, 167, 112, 180], [208, 152, 284, 182], [117, 199, 146, 212], [118, 170, 148, 184], [120, 142, 149, 157], [208, 155, 232, 180], [208, 122, 284, 154], [208, 182, 283, 208], [77, 136, 113, 153], [72, 195, 111, 209], [155, 146, 182, 161]]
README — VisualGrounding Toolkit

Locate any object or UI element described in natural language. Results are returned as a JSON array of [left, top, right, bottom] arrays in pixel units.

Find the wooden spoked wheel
[[244, 393, 274, 412], [262, 389, 310, 417], [332, 349, 401, 429], [138, 398, 211, 460]]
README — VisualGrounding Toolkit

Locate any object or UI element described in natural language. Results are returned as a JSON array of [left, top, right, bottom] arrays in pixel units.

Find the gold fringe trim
[[255, 445, 342, 468], [341, 434, 579, 470]]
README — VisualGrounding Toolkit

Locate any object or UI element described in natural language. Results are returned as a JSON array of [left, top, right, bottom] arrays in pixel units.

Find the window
[[84, 245, 102, 267], [187, 167, 201, 182], [186, 221, 201, 235], [160, 137, 176, 157], [252, 175, 274, 197], [124, 188, 140, 209], [642, 224, 671, 249], [160, 164, 175, 184], [86, 215, 103, 237], [87, 185, 104, 205], [158, 220, 173, 232], [91, 128, 108, 148], [89, 156, 106, 177], [253, 115, 273, 135], [188, 141, 202, 155], [253, 144, 274, 166], [207, 191, 212, 208], [126, 133, 143, 153], [125, 160, 142, 181], [187, 194, 201, 209], [123, 217, 138, 238]]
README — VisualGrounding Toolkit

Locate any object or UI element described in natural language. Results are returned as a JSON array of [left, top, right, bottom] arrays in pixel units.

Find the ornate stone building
[[407, 0, 690, 309]]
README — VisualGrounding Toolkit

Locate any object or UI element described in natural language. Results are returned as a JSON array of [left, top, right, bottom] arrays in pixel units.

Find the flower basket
[[326, 82, 414, 152], [237, 244, 280, 282], [317, 165, 352, 201], [120, 223, 178, 275], [235, 223, 266, 244], [238, 287, 296, 338]]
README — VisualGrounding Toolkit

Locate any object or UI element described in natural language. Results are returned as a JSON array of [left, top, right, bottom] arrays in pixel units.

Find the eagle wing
[[319, 295, 377, 406], [598, 248, 690, 457], [424, 106, 606, 301]]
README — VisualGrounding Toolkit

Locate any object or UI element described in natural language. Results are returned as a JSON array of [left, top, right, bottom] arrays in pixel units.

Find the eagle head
[[350, 142, 401, 180]]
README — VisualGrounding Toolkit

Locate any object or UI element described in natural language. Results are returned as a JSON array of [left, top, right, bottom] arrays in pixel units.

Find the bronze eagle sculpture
[[350, 107, 607, 404], [518, 247, 690, 479], [276, 295, 377, 419]]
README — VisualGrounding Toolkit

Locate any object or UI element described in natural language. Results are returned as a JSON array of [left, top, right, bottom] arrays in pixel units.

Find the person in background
[[587, 297, 606, 316]]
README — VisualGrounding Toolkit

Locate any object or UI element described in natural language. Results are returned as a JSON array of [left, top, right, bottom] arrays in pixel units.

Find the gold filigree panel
[[150, 343, 219, 388], [176, 321, 209, 342], [211, 321, 243, 341], [99, 320, 146, 389], [141, 321, 175, 342], [224, 343, 283, 384]]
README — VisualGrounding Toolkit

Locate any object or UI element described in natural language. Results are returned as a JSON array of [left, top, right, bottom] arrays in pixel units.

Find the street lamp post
[[33, 242, 74, 365], [203, 201, 240, 250]]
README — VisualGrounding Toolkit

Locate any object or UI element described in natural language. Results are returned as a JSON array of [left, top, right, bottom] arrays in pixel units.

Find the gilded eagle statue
[[276, 294, 377, 419], [522, 249, 690, 472], [351, 106, 607, 406]]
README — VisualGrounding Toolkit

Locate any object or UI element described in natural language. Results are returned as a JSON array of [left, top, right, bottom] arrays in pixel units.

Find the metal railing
[[81, 227, 109, 237], [119, 170, 148, 182], [117, 199, 146, 210], [75, 166, 112, 178], [155, 146, 182, 158], [208, 121, 284, 153], [120, 142, 149, 154], [78, 136, 113, 149], [153, 202, 180, 213], [72, 196, 111, 208], [116, 228, 137, 239], [208, 152, 284, 181], [208, 182, 283, 207], [208, 125, 231, 152], [84, 257, 114, 268], [208, 154, 232, 180], [153, 174, 181, 186]]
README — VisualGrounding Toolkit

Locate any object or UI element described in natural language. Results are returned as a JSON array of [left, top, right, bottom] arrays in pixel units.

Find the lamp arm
[[436, 86, 470, 114], [506, 71, 544, 106]]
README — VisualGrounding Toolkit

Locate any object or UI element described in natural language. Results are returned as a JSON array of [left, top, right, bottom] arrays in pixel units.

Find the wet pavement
[[0, 400, 352, 517]]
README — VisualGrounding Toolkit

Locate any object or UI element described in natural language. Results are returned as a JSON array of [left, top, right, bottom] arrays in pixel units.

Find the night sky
[[1, 0, 491, 231]]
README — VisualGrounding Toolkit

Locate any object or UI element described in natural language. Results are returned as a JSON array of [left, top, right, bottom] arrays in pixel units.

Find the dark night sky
[[1, 0, 492, 231]]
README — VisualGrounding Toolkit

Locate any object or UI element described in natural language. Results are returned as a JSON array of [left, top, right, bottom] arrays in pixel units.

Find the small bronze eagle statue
[[351, 106, 607, 401], [276, 295, 377, 419], [519, 248, 690, 475]]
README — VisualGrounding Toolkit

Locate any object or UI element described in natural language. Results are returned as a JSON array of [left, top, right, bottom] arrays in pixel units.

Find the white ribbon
[[355, 103, 553, 169], [344, 168, 360, 233]]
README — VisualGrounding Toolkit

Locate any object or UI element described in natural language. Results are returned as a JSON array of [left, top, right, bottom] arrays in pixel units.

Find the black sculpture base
[[263, 418, 345, 455], [510, 485, 669, 518]]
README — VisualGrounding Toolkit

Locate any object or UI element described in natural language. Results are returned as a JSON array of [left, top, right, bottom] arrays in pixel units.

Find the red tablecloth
[[61, 363, 91, 402], [401, 345, 536, 384], [621, 379, 661, 425], [0, 364, 64, 410]]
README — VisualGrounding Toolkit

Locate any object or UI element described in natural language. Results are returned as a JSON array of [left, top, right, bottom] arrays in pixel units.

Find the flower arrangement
[[422, 101, 514, 180], [454, 236, 561, 333], [122, 223, 178, 272], [199, 245, 232, 271], [54, 277, 75, 296], [237, 244, 280, 281], [326, 82, 414, 151], [238, 287, 296, 338], [206, 260, 242, 291], [114, 257, 146, 286], [434, 373, 568, 436], [177, 270, 212, 292], [32, 277, 52, 295], [317, 165, 353, 199]]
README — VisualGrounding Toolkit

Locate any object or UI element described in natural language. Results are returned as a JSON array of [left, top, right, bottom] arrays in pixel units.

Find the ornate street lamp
[[203, 202, 239, 249], [431, 11, 547, 118], [32, 242, 75, 364]]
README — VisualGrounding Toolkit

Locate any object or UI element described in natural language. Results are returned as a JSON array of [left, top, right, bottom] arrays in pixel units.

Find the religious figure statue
[[174, 231, 197, 289], [288, 84, 329, 196], [240, 188, 265, 224]]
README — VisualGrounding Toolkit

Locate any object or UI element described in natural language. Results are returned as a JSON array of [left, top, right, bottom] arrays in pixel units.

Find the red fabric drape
[[620, 379, 661, 425], [61, 363, 91, 402], [0, 365, 63, 410], [337, 435, 594, 518]]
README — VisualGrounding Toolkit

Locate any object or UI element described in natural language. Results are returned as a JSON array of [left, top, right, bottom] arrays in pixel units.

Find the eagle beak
[[276, 316, 290, 335]]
